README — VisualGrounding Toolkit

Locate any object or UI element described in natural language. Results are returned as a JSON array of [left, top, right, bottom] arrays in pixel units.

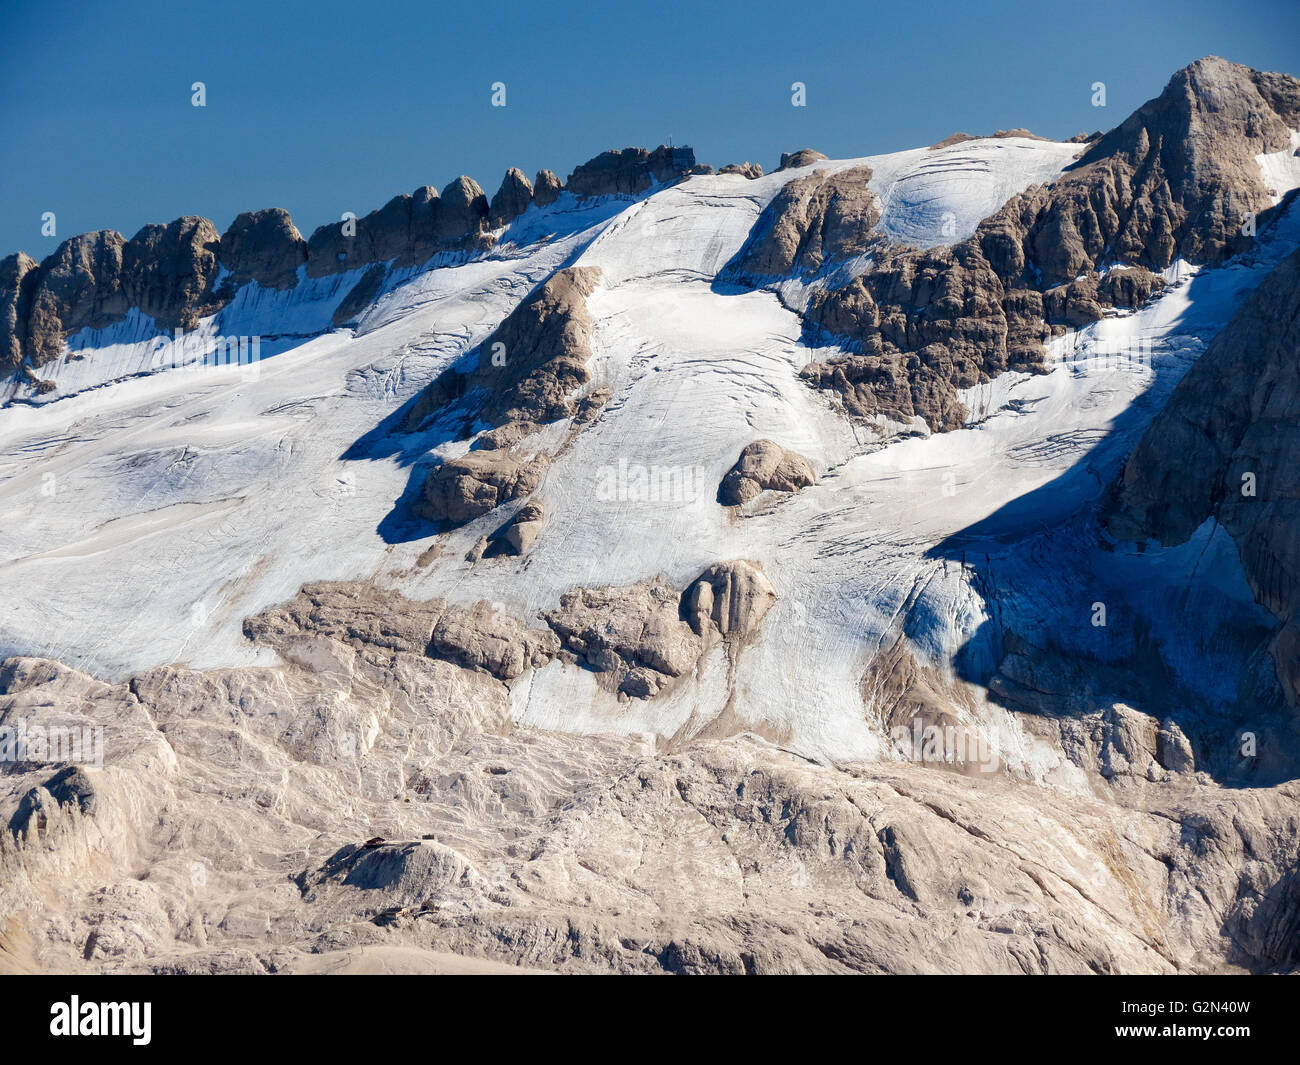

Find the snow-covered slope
[[1, 133, 1296, 777]]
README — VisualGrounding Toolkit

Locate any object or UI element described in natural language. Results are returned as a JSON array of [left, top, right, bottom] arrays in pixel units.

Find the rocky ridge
[[0, 147, 700, 379], [727, 57, 1300, 433]]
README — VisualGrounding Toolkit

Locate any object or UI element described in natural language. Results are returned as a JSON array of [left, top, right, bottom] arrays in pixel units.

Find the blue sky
[[1, 0, 1297, 260]]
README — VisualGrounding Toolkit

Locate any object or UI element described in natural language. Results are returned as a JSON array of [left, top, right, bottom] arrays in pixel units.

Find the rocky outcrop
[[330, 263, 388, 327], [217, 208, 307, 290], [544, 561, 776, 699], [119, 216, 223, 330], [304, 177, 491, 280], [22, 230, 128, 365], [13, 217, 223, 367], [8, 639, 1298, 974], [777, 149, 828, 170], [532, 169, 562, 207], [751, 57, 1300, 433], [565, 146, 697, 199], [474, 265, 603, 426], [0, 252, 38, 368], [489, 168, 534, 228], [491, 500, 544, 555], [929, 129, 1047, 150], [244, 580, 559, 681], [1104, 247, 1300, 706], [731, 166, 879, 278], [719, 162, 764, 179], [718, 440, 816, 505], [0, 145, 699, 378], [417, 449, 547, 527], [410, 266, 605, 529]]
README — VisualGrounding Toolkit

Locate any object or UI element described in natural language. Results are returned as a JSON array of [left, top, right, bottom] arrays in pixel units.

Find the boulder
[[719, 440, 816, 505]]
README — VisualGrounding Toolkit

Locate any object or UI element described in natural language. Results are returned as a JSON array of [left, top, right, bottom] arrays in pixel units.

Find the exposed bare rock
[[737, 58, 1300, 436], [777, 148, 828, 170], [719, 440, 816, 505], [244, 580, 445, 657], [532, 169, 562, 207], [305, 177, 491, 279], [545, 578, 700, 692], [730, 166, 879, 278], [409, 266, 603, 529], [1043, 266, 1165, 328], [120, 216, 223, 330], [544, 561, 776, 698], [929, 129, 1047, 150], [489, 168, 534, 228], [448, 265, 602, 424], [217, 208, 307, 290], [474, 265, 603, 426], [23, 230, 128, 365], [429, 599, 560, 679], [1104, 248, 1300, 705], [492, 501, 544, 556], [683, 560, 776, 641], [243, 580, 558, 682], [434, 176, 491, 245], [0, 252, 38, 368], [8, 643, 1298, 974], [565, 146, 697, 199], [416, 448, 548, 527], [718, 162, 764, 179]]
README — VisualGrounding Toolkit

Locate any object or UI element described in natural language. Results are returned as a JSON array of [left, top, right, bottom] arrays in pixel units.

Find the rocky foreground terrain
[[2, 57, 1299, 974]]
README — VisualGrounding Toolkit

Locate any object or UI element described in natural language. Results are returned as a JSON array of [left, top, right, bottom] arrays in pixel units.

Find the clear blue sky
[[2, 0, 1297, 260]]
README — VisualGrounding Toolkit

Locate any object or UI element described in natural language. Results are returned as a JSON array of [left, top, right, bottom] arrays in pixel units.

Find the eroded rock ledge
[[246, 561, 776, 702]]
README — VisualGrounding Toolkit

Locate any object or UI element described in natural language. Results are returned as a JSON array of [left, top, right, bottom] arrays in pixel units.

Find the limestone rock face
[[718, 161, 764, 179], [732, 58, 1300, 436], [0, 252, 38, 368], [11, 638, 1295, 974], [475, 265, 603, 426], [565, 146, 697, 198], [305, 177, 491, 279], [777, 149, 828, 170], [120, 216, 223, 330], [1104, 248, 1300, 705], [23, 230, 128, 365], [416, 449, 547, 527], [331, 263, 388, 327], [543, 560, 775, 699], [495, 501, 544, 555], [683, 561, 776, 641], [532, 169, 563, 207], [410, 266, 604, 529], [489, 168, 534, 228], [434, 176, 491, 246], [218, 208, 307, 290], [732, 166, 879, 277], [244, 580, 558, 681], [719, 440, 816, 505]]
